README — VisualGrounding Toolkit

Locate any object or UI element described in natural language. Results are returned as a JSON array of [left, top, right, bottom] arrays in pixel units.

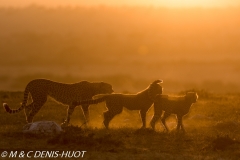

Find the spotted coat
[[3, 79, 113, 126]]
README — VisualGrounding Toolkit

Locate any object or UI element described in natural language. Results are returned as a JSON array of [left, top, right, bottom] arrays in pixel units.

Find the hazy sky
[[0, 0, 240, 8]]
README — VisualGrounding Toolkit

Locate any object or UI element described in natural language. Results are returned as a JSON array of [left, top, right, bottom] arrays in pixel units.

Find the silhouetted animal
[[150, 92, 198, 132], [3, 79, 113, 126], [73, 80, 163, 129]]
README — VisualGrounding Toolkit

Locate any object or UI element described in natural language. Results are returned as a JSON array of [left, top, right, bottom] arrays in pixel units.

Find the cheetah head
[[148, 79, 163, 101], [99, 82, 114, 94], [186, 92, 198, 103]]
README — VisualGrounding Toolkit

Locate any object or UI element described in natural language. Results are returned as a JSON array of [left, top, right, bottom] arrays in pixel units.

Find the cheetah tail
[[73, 96, 107, 106], [92, 94, 108, 100], [3, 101, 27, 114], [3, 87, 29, 114]]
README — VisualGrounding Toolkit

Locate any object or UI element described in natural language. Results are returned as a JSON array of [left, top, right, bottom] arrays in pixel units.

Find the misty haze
[[1, 3, 240, 159], [0, 6, 240, 92]]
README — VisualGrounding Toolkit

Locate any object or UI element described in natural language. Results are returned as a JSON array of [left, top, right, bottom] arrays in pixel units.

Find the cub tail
[[73, 95, 108, 106], [92, 94, 109, 100]]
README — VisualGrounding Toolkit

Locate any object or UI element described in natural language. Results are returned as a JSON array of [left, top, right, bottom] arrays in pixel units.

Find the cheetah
[[150, 92, 198, 132], [73, 80, 163, 129], [3, 79, 113, 126]]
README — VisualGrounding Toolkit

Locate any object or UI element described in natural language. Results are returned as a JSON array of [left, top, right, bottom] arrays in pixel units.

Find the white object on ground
[[23, 121, 62, 135]]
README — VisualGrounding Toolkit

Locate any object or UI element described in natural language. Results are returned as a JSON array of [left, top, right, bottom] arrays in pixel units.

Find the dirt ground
[[0, 91, 240, 159]]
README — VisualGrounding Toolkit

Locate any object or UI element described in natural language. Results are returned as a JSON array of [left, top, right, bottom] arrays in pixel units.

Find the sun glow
[[156, 0, 222, 8], [136, 0, 239, 8], [0, 0, 240, 8]]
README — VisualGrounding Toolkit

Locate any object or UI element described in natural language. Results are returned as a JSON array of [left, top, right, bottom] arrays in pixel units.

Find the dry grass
[[1, 91, 240, 159]]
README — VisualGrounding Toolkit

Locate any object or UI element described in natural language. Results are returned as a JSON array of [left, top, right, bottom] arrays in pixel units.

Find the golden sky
[[1, 0, 240, 8]]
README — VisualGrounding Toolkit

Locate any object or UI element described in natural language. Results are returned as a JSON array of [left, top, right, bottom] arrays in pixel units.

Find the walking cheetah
[[3, 79, 113, 126]]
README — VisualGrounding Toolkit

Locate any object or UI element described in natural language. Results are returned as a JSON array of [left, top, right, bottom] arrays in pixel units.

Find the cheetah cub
[[150, 92, 198, 132]]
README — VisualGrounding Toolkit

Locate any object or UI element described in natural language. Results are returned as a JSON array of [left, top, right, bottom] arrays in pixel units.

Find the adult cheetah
[[3, 79, 113, 126]]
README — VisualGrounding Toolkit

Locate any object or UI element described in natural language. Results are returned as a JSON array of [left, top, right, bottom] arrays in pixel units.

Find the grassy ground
[[1, 91, 240, 159]]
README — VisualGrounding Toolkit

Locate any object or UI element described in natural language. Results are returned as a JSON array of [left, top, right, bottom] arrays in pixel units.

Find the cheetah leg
[[81, 104, 90, 125], [62, 104, 76, 127], [140, 110, 147, 129], [150, 113, 161, 130], [26, 102, 44, 123], [24, 103, 33, 123], [161, 112, 170, 132], [103, 111, 117, 129], [27, 94, 47, 123], [177, 115, 185, 132]]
